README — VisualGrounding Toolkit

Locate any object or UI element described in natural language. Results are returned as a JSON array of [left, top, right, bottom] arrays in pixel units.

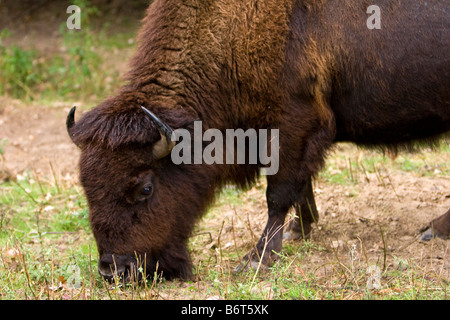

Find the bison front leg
[[236, 179, 294, 272], [235, 98, 335, 272], [283, 177, 319, 241]]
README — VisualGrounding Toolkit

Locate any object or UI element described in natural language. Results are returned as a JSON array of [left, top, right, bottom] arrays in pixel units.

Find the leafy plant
[[0, 0, 130, 102], [0, 29, 39, 99]]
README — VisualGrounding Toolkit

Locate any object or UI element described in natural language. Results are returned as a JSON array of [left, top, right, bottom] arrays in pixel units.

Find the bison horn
[[66, 106, 80, 146], [141, 106, 175, 159]]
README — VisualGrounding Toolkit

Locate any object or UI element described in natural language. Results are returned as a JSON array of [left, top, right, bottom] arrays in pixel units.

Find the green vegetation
[[0, 172, 95, 299], [0, 0, 135, 103], [319, 143, 450, 186]]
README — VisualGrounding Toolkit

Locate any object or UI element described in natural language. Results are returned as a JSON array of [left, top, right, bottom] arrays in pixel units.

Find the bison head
[[66, 98, 215, 282]]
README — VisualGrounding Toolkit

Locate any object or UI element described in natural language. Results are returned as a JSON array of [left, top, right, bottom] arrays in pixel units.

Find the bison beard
[[67, 0, 449, 282]]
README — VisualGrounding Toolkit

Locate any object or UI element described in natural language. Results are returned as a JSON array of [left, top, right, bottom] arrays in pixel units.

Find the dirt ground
[[0, 98, 80, 180], [1, 96, 448, 293]]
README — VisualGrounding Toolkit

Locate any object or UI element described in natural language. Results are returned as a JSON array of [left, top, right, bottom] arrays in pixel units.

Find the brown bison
[[67, 0, 449, 281]]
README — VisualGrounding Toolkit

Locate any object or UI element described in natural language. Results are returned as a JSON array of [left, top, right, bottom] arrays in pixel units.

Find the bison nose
[[98, 253, 133, 281]]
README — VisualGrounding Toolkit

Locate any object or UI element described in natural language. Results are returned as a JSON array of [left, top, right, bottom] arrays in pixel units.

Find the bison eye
[[141, 185, 153, 196], [126, 174, 155, 203], [129, 183, 154, 203]]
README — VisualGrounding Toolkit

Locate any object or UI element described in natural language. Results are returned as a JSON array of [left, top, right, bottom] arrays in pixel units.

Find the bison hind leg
[[283, 177, 319, 241], [419, 209, 450, 241]]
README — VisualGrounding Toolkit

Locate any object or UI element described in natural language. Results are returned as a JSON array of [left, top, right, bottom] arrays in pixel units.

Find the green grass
[[319, 142, 450, 186], [0, 1, 136, 104], [0, 172, 98, 299]]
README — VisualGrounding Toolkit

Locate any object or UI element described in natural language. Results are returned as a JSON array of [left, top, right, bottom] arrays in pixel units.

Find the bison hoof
[[418, 226, 448, 241], [283, 221, 312, 241], [234, 259, 270, 274], [234, 249, 279, 274], [283, 230, 311, 241]]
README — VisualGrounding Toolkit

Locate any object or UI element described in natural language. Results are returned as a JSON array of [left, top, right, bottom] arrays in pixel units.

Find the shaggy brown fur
[[68, 0, 449, 280]]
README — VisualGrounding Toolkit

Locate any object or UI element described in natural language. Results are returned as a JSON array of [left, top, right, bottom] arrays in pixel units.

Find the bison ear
[[141, 106, 176, 160], [66, 106, 83, 148]]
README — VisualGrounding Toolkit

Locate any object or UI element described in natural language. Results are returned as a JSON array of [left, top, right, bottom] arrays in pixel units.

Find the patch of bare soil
[[0, 97, 80, 179], [310, 170, 449, 277]]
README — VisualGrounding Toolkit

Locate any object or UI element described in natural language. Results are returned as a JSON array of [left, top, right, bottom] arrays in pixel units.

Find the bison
[[67, 0, 449, 281]]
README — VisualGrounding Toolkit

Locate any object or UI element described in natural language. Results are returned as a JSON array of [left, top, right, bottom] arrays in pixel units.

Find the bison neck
[[124, 0, 295, 130]]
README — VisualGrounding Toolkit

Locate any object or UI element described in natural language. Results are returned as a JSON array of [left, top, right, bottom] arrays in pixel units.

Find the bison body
[[68, 0, 449, 281]]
